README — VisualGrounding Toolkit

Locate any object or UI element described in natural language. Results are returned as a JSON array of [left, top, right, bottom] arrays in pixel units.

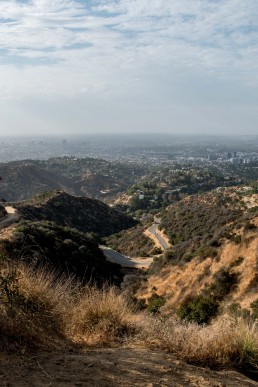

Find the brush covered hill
[[15, 191, 137, 237], [0, 161, 75, 201], [0, 157, 145, 201], [36, 156, 144, 199], [1, 220, 122, 285], [137, 186, 258, 321], [106, 225, 155, 257]]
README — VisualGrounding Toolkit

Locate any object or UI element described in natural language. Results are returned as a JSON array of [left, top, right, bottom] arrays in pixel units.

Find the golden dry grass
[[0, 261, 257, 374], [70, 286, 140, 345], [139, 314, 258, 371], [0, 261, 76, 351], [0, 261, 138, 351]]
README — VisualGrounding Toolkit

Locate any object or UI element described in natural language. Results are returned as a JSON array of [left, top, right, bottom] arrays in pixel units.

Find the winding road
[[147, 223, 170, 250], [100, 246, 153, 269], [101, 218, 170, 269]]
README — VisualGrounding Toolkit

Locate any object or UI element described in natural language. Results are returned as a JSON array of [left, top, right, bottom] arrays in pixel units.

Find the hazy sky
[[0, 0, 258, 136]]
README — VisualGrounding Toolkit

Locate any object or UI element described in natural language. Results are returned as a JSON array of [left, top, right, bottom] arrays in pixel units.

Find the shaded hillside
[[38, 157, 139, 199], [1, 220, 122, 285], [0, 157, 146, 201], [136, 187, 258, 320], [16, 191, 137, 237], [0, 161, 75, 201]]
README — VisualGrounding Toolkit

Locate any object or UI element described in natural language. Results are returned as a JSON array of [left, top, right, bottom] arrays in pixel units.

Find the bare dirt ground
[[0, 347, 257, 387]]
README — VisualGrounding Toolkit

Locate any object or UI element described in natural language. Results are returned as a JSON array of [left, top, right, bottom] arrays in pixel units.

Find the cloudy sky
[[0, 0, 258, 136]]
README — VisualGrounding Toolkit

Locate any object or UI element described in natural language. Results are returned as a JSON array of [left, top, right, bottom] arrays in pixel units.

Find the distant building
[[231, 158, 239, 166]]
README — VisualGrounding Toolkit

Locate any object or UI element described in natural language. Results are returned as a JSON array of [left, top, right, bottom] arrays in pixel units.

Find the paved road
[[0, 206, 20, 229], [147, 224, 170, 250], [100, 246, 153, 269]]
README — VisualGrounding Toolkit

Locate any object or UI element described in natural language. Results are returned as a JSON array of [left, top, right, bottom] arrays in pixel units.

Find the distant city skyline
[[0, 0, 258, 136]]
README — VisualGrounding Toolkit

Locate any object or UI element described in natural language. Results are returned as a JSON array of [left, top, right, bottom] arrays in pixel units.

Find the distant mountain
[[0, 157, 145, 202], [15, 191, 137, 237], [0, 161, 75, 201]]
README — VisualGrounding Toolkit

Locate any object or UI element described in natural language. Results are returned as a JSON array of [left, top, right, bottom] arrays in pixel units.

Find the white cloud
[[0, 0, 257, 135]]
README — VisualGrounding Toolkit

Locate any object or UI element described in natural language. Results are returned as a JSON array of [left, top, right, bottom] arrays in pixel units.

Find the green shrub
[[244, 222, 256, 231], [194, 246, 217, 259], [233, 235, 242, 244], [211, 268, 238, 299], [147, 292, 165, 314], [177, 295, 218, 324]]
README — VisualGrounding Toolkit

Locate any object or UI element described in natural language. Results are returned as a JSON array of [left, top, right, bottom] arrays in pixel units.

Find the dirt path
[[1, 348, 257, 387]]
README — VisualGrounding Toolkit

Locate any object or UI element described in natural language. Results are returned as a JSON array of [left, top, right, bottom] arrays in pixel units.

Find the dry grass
[[0, 260, 257, 374], [0, 261, 76, 351], [139, 314, 258, 371], [0, 261, 138, 351], [70, 286, 140, 345]]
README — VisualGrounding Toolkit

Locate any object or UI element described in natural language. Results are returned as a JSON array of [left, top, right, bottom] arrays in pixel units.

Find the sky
[[0, 0, 258, 136]]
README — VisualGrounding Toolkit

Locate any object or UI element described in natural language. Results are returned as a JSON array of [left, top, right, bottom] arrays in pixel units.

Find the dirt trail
[[1, 348, 257, 387]]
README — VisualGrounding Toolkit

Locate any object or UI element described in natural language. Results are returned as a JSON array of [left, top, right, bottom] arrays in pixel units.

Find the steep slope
[[137, 187, 258, 317], [15, 191, 137, 237]]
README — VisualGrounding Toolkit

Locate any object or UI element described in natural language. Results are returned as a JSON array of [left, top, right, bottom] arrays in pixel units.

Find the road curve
[[100, 246, 153, 269], [147, 224, 170, 250]]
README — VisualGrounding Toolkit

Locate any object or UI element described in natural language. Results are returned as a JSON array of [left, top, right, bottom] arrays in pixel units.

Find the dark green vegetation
[[161, 192, 241, 246], [1, 221, 122, 285], [177, 268, 238, 324], [146, 291, 166, 314], [16, 191, 137, 237]]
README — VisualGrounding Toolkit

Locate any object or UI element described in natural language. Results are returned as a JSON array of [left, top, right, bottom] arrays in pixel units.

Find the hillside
[[0, 157, 145, 202], [106, 225, 155, 257], [0, 161, 75, 201], [136, 187, 258, 321], [15, 191, 137, 237], [0, 186, 257, 384], [1, 220, 122, 285]]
